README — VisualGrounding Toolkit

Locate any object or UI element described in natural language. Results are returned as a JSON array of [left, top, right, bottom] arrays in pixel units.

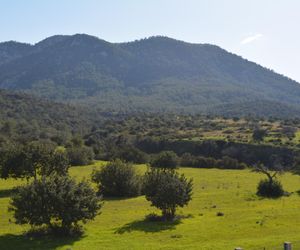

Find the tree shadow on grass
[[0, 233, 83, 250], [103, 196, 142, 202], [0, 188, 16, 198], [115, 216, 182, 234]]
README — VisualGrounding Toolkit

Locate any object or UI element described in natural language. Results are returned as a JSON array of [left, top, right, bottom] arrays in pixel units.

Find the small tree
[[151, 151, 178, 169], [9, 174, 102, 234], [92, 159, 141, 197], [67, 146, 94, 166], [143, 168, 192, 220], [115, 146, 148, 164], [252, 128, 267, 142], [254, 160, 284, 198]]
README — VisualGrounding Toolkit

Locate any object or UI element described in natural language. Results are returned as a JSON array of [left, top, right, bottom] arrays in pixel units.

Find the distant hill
[[0, 41, 32, 66], [0, 34, 300, 117]]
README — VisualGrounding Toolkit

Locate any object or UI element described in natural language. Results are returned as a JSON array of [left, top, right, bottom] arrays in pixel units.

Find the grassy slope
[[1, 162, 300, 250]]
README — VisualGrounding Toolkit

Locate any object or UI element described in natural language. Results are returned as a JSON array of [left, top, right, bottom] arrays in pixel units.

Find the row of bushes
[[135, 137, 297, 168], [68, 143, 248, 170], [149, 151, 247, 170], [180, 153, 247, 169]]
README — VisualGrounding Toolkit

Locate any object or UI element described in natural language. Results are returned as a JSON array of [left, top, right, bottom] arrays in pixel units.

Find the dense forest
[[0, 89, 102, 146], [1, 91, 300, 171]]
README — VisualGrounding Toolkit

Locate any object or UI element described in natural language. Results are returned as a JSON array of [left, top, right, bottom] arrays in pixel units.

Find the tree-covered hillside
[[0, 34, 300, 117], [0, 90, 99, 145]]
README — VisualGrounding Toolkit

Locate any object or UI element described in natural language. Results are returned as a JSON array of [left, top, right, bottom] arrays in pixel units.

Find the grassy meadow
[[1, 161, 300, 250]]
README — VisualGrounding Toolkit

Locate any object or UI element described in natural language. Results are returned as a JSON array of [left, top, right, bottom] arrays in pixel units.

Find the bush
[[180, 154, 245, 169], [114, 146, 148, 164], [9, 174, 102, 234], [194, 156, 217, 168], [217, 156, 246, 170], [143, 168, 193, 220], [253, 128, 267, 141], [151, 151, 178, 169], [67, 146, 94, 166], [256, 179, 284, 198], [180, 153, 196, 167], [182, 155, 215, 168], [92, 159, 142, 197]]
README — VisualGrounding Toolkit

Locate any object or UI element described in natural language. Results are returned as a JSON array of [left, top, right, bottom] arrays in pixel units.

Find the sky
[[1, 0, 300, 82]]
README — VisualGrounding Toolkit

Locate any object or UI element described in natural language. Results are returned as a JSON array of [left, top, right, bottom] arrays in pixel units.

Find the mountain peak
[[0, 34, 299, 117]]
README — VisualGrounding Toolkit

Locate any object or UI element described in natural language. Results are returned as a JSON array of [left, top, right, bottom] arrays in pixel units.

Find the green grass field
[[1, 161, 300, 250]]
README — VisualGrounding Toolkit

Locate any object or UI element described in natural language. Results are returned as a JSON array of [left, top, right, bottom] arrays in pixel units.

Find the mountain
[[0, 34, 300, 117], [0, 41, 32, 65]]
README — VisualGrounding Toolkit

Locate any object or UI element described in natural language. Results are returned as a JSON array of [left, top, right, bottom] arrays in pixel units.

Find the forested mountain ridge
[[0, 41, 32, 65], [0, 34, 300, 117]]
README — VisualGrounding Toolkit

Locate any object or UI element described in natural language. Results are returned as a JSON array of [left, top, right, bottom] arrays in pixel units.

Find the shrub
[[114, 146, 148, 164], [151, 151, 178, 169], [92, 159, 142, 197], [252, 128, 267, 142], [194, 156, 217, 168], [143, 168, 193, 220], [256, 179, 284, 198], [180, 153, 196, 167], [180, 154, 246, 169], [217, 156, 246, 170], [9, 174, 102, 235], [67, 146, 94, 166]]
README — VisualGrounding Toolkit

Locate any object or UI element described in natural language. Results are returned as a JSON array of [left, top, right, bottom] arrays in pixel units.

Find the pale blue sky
[[1, 0, 300, 82]]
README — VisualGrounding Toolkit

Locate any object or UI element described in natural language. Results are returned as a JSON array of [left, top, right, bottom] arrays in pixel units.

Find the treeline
[[134, 138, 297, 169], [85, 136, 298, 170], [1, 105, 300, 171], [0, 139, 94, 180]]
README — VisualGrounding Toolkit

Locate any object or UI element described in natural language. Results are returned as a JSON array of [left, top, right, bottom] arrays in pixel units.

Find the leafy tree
[[0, 142, 69, 180], [47, 147, 70, 176], [252, 128, 267, 142], [9, 174, 102, 234], [151, 151, 178, 169], [70, 136, 84, 147], [114, 146, 148, 164], [91, 159, 141, 197], [143, 168, 192, 220], [67, 146, 94, 166]]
